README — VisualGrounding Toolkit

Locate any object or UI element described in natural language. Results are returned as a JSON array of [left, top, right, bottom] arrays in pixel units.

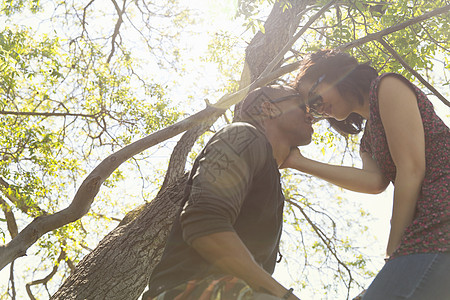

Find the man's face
[[267, 91, 314, 146]]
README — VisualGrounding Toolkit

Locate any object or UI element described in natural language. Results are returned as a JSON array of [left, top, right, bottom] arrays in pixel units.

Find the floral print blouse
[[360, 73, 449, 258]]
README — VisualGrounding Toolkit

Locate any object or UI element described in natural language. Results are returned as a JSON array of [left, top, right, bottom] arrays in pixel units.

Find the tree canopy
[[0, 0, 448, 299]]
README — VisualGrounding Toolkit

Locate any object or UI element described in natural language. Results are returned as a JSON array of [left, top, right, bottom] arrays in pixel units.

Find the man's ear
[[261, 101, 282, 119]]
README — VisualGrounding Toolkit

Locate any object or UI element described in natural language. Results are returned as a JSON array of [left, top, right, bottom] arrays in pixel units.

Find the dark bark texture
[[52, 175, 188, 299], [234, 0, 313, 116]]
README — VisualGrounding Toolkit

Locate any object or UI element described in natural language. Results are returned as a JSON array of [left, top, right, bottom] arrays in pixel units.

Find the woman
[[283, 50, 449, 299]]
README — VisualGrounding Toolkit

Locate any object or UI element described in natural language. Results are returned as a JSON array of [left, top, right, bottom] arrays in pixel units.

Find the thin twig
[[287, 198, 354, 300], [10, 260, 16, 300], [419, 23, 449, 52], [82, 0, 96, 37], [92, 212, 122, 222], [107, 0, 127, 63], [68, 237, 93, 252], [26, 249, 66, 300], [66, 257, 76, 274]]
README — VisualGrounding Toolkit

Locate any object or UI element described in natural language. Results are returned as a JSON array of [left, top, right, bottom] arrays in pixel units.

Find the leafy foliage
[[0, 0, 187, 298]]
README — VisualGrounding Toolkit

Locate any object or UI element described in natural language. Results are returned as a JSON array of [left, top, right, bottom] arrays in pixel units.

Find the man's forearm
[[191, 231, 298, 299]]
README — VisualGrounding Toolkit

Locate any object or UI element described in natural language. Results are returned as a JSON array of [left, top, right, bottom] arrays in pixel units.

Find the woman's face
[[301, 78, 358, 121]]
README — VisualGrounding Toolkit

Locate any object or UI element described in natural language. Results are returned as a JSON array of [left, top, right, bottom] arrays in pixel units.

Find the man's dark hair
[[294, 49, 379, 135]]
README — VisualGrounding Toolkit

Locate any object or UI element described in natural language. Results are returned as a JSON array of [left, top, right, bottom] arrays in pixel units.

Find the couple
[[142, 50, 449, 300]]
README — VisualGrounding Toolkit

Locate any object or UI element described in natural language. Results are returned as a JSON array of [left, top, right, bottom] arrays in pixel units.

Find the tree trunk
[[53, 1, 309, 299], [52, 176, 188, 299], [234, 0, 313, 116]]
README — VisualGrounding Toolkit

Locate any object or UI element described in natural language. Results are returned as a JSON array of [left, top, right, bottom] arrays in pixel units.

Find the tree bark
[[52, 175, 188, 299], [52, 1, 309, 299], [235, 0, 313, 116]]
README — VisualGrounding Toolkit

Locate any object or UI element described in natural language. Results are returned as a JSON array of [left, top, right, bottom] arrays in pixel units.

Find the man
[[142, 85, 314, 300]]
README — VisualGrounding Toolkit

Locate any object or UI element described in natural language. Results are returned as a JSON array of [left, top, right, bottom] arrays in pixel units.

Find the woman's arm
[[378, 76, 425, 257], [281, 148, 389, 194]]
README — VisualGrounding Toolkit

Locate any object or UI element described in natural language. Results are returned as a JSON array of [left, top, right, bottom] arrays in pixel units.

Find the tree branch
[[0, 65, 294, 271], [378, 38, 450, 107], [82, 0, 96, 37], [107, 0, 127, 63], [264, 4, 450, 83], [337, 4, 450, 51], [0, 177, 47, 217], [26, 249, 66, 300], [0, 197, 18, 239], [0, 110, 98, 118], [159, 119, 219, 191], [287, 198, 354, 300], [10, 260, 16, 300], [258, 0, 337, 79]]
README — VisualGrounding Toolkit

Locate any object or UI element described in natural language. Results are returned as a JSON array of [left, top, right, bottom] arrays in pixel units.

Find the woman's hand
[[386, 239, 399, 257], [280, 147, 306, 169]]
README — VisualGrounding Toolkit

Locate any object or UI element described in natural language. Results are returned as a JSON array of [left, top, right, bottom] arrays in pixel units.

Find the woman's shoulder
[[371, 72, 415, 91], [369, 73, 423, 104]]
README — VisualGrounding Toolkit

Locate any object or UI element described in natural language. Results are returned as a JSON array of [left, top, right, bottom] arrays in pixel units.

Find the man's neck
[[264, 126, 291, 167]]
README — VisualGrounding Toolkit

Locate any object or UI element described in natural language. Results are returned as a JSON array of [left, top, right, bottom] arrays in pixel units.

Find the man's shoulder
[[220, 122, 261, 134], [213, 122, 268, 157]]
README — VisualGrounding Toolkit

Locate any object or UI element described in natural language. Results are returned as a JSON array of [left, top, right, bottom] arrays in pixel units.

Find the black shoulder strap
[[180, 140, 210, 207]]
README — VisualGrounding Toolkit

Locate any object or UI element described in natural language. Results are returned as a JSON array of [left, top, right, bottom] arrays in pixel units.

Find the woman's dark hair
[[293, 49, 379, 135]]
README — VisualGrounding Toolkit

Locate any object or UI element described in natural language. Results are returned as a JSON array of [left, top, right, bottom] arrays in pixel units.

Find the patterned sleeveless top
[[360, 73, 449, 258]]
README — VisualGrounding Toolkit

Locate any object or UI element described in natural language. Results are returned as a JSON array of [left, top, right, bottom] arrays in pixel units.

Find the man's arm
[[191, 231, 299, 300]]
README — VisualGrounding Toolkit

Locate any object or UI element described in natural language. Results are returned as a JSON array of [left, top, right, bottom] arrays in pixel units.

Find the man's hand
[[191, 231, 299, 299]]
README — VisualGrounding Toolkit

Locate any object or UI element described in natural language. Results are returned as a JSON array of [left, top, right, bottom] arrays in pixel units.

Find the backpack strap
[[180, 142, 209, 207]]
